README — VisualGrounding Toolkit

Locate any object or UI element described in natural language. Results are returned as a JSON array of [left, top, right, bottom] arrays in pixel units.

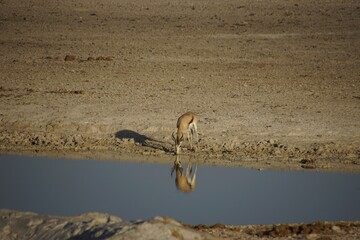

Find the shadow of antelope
[[171, 155, 198, 193], [115, 129, 171, 152], [115, 129, 153, 145]]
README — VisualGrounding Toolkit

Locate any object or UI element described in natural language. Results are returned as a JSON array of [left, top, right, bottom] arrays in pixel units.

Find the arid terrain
[[0, 0, 359, 238], [0, 0, 359, 171]]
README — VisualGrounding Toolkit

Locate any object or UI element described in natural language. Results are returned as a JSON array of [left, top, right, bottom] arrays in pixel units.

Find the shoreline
[[1, 136, 359, 172]]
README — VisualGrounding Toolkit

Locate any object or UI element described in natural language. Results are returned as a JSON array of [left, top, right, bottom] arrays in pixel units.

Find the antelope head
[[172, 131, 183, 154]]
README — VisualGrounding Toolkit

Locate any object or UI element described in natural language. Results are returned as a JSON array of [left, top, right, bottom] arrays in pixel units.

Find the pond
[[0, 154, 359, 225]]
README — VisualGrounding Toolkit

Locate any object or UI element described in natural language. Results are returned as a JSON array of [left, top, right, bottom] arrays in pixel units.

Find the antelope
[[171, 155, 197, 193], [172, 111, 199, 154]]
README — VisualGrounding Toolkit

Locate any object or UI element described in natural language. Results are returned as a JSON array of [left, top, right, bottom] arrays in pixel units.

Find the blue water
[[0, 154, 359, 225]]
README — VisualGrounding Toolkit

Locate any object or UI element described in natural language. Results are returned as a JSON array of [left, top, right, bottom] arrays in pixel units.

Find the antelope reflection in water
[[171, 155, 198, 193]]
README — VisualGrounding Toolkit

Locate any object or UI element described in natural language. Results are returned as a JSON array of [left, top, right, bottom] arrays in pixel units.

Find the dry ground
[[0, 0, 360, 171]]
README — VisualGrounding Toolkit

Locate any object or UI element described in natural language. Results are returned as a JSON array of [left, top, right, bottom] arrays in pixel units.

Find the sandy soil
[[0, 0, 359, 237], [0, 0, 359, 172]]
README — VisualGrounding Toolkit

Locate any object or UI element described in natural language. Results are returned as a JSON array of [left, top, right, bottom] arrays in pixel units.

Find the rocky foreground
[[1, 209, 359, 240]]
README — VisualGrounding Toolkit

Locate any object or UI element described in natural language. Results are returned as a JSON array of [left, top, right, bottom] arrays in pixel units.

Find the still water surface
[[0, 154, 359, 225]]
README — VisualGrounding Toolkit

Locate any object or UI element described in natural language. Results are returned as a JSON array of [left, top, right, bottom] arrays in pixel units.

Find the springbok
[[172, 111, 199, 154], [171, 155, 197, 193]]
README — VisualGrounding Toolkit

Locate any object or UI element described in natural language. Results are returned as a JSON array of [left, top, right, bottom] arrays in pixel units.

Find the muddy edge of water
[[0, 138, 359, 172]]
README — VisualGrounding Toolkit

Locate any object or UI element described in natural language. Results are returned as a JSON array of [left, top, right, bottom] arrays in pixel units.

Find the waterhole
[[0, 154, 359, 225]]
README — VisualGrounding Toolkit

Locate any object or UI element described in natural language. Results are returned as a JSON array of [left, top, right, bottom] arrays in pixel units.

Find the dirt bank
[[0, 0, 359, 171]]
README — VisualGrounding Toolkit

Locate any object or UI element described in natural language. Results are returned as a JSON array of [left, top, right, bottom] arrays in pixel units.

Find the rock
[[331, 225, 342, 233], [0, 209, 215, 240], [64, 55, 77, 61]]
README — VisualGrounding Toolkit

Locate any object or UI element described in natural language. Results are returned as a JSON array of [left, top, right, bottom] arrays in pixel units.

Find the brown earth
[[0, 0, 359, 171], [0, 0, 360, 171], [193, 221, 360, 239], [0, 0, 359, 238]]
